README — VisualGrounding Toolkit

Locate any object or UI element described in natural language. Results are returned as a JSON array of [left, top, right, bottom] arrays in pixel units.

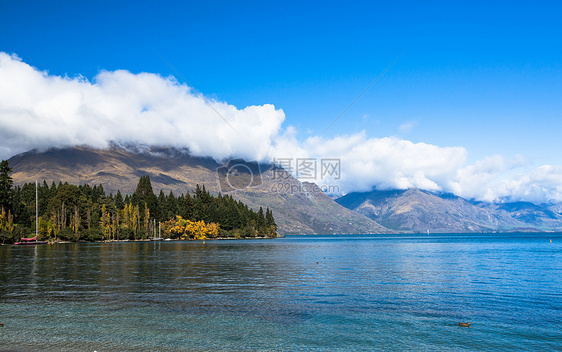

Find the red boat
[[14, 181, 48, 246], [14, 235, 48, 246]]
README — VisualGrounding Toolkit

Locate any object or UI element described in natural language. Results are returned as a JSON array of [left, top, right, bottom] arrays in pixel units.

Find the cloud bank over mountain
[[1, 52, 561, 203], [0, 52, 284, 162]]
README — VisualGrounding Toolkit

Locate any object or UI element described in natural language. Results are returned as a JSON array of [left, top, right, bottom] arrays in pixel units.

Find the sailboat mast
[[35, 180, 38, 237]]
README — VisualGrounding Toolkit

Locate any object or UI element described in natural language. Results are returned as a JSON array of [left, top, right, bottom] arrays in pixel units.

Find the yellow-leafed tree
[[162, 215, 219, 240], [144, 203, 150, 238], [71, 205, 80, 240], [100, 204, 111, 240], [0, 207, 14, 237]]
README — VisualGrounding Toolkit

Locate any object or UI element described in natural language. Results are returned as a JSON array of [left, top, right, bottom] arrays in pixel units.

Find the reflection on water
[[1, 234, 561, 351]]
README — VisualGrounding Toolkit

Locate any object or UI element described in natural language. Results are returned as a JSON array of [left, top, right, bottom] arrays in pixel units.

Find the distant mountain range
[[8, 146, 388, 235], [335, 188, 562, 233], [9, 146, 562, 234]]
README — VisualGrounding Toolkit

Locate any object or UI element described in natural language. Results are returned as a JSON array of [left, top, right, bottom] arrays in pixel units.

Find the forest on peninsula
[[0, 160, 278, 243]]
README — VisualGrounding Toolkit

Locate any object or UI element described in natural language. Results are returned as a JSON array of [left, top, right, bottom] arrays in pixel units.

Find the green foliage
[[131, 175, 160, 220], [2, 163, 277, 243], [0, 160, 14, 211], [179, 184, 278, 238], [114, 190, 124, 210]]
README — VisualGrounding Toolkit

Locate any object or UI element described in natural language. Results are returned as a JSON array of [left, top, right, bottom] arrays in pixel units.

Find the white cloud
[[439, 156, 562, 203], [270, 132, 467, 194], [398, 121, 416, 133], [449, 155, 508, 201], [496, 165, 562, 203], [2, 52, 562, 203]]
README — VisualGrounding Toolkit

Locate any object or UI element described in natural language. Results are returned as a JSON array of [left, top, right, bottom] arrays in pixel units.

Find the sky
[[1, 0, 561, 202]]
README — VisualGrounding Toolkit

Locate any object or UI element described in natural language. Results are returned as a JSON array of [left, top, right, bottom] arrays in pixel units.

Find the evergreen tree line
[[0, 160, 277, 243]]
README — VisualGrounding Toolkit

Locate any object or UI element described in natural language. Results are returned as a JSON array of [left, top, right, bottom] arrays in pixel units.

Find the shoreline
[[2, 235, 283, 245], [5, 232, 559, 246]]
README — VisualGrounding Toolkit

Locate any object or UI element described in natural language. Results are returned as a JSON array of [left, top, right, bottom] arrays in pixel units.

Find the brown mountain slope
[[8, 146, 389, 235], [336, 188, 562, 232]]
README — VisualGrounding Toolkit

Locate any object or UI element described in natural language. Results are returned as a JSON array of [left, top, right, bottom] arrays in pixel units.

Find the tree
[[144, 204, 150, 238], [162, 215, 219, 240], [166, 191, 179, 220], [257, 207, 266, 229], [265, 208, 277, 237], [46, 184, 86, 239], [114, 190, 124, 210], [132, 175, 160, 220], [0, 206, 15, 243], [132, 204, 140, 240], [3, 176, 278, 242], [49, 181, 57, 198], [91, 184, 105, 204], [100, 204, 111, 240], [181, 192, 194, 220], [0, 160, 14, 211], [71, 205, 80, 241], [158, 190, 167, 220], [113, 212, 120, 240]]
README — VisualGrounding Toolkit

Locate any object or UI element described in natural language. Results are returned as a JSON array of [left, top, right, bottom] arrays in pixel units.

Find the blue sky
[[1, 0, 561, 201]]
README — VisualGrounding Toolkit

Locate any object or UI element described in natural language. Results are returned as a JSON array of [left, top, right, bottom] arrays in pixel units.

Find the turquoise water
[[1, 234, 561, 351]]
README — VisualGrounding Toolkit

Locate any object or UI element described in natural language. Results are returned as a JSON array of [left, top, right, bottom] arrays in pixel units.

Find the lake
[[1, 234, 561, 351]]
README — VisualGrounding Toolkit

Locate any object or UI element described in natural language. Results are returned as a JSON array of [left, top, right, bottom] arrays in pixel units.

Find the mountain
[[491, 202, 562, 230], [336, 188, 562, 233], [8, 146, 389, 235], [545, 202, 562, 216]]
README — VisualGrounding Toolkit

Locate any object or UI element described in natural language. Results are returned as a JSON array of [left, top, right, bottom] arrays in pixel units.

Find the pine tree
[[166, 191, 178, 220], [114, 190, 124, 210], [158, 190, 167, 220], [182, 192, 194, 220], [0, 160, 14, 212], [132, 175, 160, 220], [257, 207, 266, 230], [265, 208, 273, 228], [49, 181, 57, 198]]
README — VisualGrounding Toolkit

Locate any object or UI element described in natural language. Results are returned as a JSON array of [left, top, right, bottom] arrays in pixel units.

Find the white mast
[[35, 180, 38, 237]]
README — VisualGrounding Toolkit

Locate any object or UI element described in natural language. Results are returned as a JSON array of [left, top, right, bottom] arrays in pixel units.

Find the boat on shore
[[14, 181, 47, 246], [14, 235, 48, 246]]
